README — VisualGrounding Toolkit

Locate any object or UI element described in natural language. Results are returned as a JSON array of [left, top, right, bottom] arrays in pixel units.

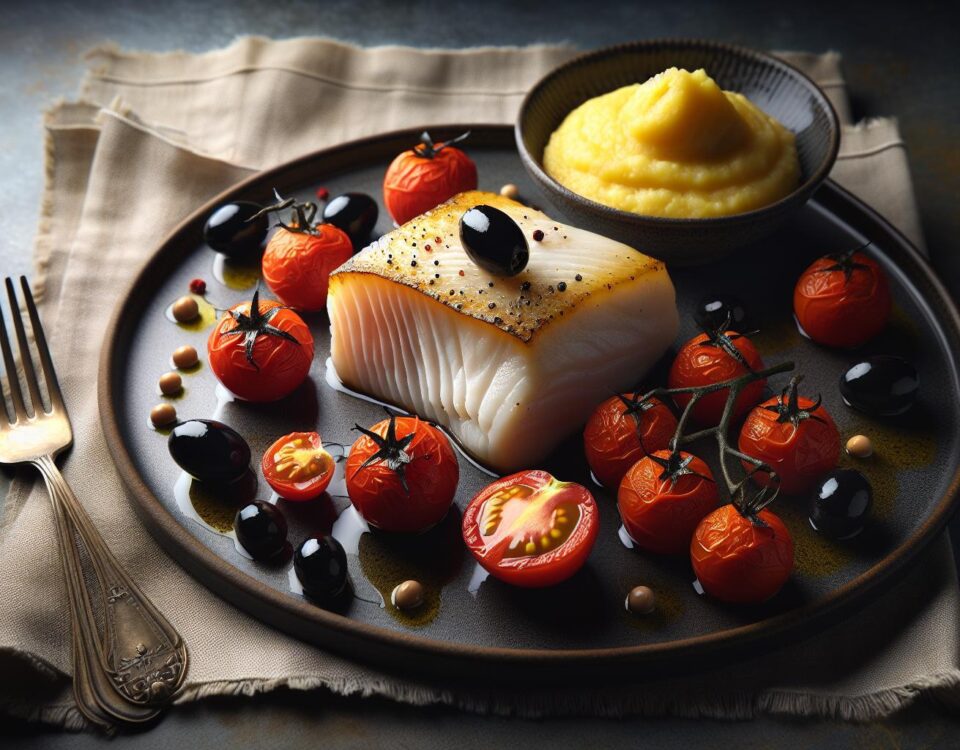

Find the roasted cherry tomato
[[345, 413, 459, 533], [261, 431, 335, 501], [668, 328, 766, 426], [617, 450, 719, 555], [383, 131, 478, 225], [793, 247, 891, 348], [690, 504, 794, 604], [738, 377, 840, 495], [462, 469, 599, 588], [583, 394, 678, 488], [207, 289, 314, 402], [262, 222, 353, 311]]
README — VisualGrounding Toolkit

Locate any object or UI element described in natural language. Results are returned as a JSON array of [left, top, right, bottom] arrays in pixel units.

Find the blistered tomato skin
[[583, 395, 678, 488], [617, 450, 719, 555], [462, 470, 599, 588], [207, 298, 314, 402], [384, 143, 478, 226], [345, 416, 459, 533], [668, 331, 766, 426], [738, 395, 841, 495], [794, 251, 892, 348], [262, 224, 353, 311], [690, 504, 794, 604]]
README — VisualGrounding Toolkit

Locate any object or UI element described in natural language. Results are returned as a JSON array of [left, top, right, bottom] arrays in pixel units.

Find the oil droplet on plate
[[164, 294, 217, 332], [213, 252, 262, 290]]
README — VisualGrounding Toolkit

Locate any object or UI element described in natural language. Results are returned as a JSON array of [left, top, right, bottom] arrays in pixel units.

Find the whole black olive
[[694, 294, 750, 332], [168, 419, 251, 483], [808, 469, 873, 539], [203, 201, 268, 259], [322, 193, 378, 249], [234, 501, 288, 561], [839, 355, 919, 416], [459, 205, 529, 277], [294, 535, 348, 602]]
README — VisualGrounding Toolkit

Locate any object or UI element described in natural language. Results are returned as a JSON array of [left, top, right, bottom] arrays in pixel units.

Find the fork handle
[[35, 455, 188, 717]]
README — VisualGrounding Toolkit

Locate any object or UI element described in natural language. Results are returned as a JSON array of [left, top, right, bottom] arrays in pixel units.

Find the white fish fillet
[[327, 191, 678, 473]]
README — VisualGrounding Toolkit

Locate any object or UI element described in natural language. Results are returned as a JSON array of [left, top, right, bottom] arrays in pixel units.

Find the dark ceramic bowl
[[516, 39, 841, 265]]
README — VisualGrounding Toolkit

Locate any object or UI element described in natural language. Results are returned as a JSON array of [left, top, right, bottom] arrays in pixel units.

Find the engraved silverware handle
[[35, 455, 188, 719]]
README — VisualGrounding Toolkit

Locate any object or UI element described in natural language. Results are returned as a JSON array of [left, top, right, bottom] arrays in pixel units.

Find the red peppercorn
[[424, 244, 432, 252], [458, 269, 465, 277], [316, 187, 330, 201], [189, 278, 206, 295], [532, 229, 545, 242]]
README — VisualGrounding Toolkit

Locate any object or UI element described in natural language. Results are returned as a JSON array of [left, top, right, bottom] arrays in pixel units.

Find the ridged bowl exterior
[[516, 39, 840, 265]]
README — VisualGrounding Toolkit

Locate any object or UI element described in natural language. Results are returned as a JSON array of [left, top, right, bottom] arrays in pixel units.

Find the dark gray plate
[[101, 126, 960, 684]]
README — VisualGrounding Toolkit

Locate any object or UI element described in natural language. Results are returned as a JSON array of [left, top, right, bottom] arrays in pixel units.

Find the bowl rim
[[515, 37, 842, 227]]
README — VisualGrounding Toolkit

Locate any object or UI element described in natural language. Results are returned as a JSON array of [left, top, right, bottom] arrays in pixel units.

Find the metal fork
[[0, 277, 187, 729]]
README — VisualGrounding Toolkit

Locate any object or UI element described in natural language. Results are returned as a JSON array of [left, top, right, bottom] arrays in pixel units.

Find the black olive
[[694, 294, 750, 332], [234, 501, 288, 561], [839, 355, 919, 416], [203, 201, 268, 259], [168, 419, 251, 483], [294, 535, 348, 602], [808, 469, 873, 539], [322, 193, 378, 249], [459, 205, 529, 277]]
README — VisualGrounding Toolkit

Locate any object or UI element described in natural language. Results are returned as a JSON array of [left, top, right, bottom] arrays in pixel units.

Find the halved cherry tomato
[[345, 414, 459, 533], [462, 470, 598, 588], [617, 450, 719, 555], [738, 378, 840, 495], [261, 432, 334, 501], [383, 131, 478, 225], [583, 394, 678, 489], [262, 223, 353, 311], [207, 289, 314, 402], [690, 504, 794, 604], [794, 248, 891, 348], [668, 329, 766, 426]]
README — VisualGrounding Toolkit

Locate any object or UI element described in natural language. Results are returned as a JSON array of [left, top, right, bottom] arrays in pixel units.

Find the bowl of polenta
[[516, 39, 840, 265]]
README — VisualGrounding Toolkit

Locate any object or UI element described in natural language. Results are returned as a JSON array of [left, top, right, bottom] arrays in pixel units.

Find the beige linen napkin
[[1, 38, 955, 730]]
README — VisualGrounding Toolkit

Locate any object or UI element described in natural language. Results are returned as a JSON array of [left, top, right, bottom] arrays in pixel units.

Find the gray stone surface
[[1, 0, 959, 745]]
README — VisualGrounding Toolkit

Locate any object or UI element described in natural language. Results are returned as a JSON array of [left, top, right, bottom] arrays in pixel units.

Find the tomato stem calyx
[[249, 188, 320, 236], [351, 410, 416, 493], [412, 130, 471, 159], [817, 241, 873, 283], [647, 451, 714, 489], [763, 375, 827, 430], [220, 287, 301, 370], [696, 311, 760, 373]]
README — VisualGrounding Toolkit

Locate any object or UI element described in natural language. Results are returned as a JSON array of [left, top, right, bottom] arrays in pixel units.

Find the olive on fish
[[459, 204, 529, 277], [168, 419, 251, 483]]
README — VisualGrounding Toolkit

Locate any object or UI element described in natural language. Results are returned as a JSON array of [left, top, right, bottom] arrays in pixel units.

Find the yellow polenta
[[543, 68, 800, 218]]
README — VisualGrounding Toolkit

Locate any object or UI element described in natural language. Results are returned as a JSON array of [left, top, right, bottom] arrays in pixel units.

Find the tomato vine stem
[[632, 360, 795, 521]]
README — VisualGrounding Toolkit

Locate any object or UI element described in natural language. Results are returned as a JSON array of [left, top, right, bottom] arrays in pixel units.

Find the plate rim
[[98, 124, 960, 682]]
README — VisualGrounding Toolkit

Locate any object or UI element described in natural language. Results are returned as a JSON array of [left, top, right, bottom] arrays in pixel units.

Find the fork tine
[[0, 283, 27, 421], [19, 277, 64, 412], [5, 278, 44, 416]]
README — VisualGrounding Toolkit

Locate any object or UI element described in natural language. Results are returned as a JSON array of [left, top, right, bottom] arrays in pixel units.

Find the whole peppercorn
[[189, 278, 207, 295], [532, 229, 545, 242]]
